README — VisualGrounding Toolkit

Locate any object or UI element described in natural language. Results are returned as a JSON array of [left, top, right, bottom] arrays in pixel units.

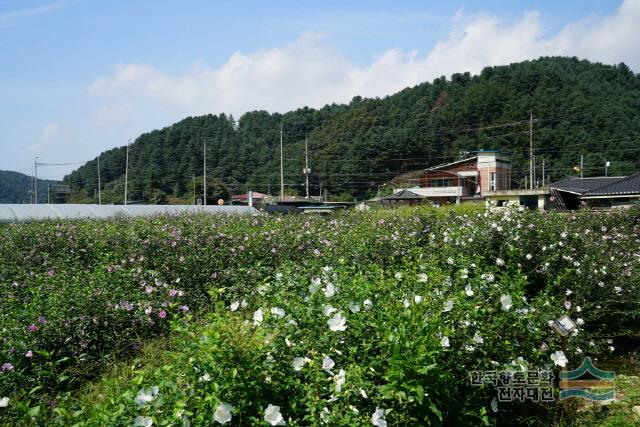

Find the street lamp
[[550, 315, 577, 337]]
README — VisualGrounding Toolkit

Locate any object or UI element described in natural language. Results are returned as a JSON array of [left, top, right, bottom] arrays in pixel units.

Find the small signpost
[[550, 315, 578, 415]]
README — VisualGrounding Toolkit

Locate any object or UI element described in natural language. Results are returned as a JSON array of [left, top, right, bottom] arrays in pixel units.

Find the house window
[[490, 173, 496, 191], [430, 178, 450, 187]]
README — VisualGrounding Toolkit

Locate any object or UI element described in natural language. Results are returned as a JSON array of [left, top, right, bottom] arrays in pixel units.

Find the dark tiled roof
[[550, 177, 627, 194], [584, 173, 640, 196], [383, 189, 424, 200], [551, 174, 640, 196]]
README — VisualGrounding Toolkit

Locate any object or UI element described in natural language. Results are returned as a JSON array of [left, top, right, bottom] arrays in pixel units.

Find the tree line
[[63, 57, 640, 203]]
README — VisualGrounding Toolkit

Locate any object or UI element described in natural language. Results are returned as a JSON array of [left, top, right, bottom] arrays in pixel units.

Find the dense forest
[[63, 57, 640, 203], [0, 170, 60, 204]]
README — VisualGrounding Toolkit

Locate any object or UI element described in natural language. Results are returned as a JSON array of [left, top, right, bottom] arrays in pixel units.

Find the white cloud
[[88, 1, 640, 123], [41, 123, 60, 141], [29, 123, 60, 152], [549, 0, 640, 67], [0, 1, 70, 26]]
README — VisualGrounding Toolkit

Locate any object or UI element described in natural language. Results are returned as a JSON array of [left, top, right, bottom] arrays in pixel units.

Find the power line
[[55, 111, 640, 198]]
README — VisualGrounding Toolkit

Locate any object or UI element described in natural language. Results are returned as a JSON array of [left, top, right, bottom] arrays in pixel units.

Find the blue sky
[[0, 0, 637, 179]]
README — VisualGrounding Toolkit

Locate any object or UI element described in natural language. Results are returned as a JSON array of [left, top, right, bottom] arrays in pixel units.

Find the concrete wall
[[485, 194, 550, 211]]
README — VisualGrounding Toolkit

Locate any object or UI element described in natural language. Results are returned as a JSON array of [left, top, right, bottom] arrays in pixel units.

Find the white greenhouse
[[0, 204, 257, 223]]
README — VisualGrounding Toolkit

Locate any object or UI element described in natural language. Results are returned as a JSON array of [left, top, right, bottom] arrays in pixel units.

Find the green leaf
[[28, 405, 41, 417], [414, 385, 424, 403], [429, 403, 442, 421], [29, 386, 43, 396]]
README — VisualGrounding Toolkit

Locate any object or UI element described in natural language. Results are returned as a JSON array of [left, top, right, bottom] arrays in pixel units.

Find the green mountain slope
[[0, 170, 60, 204], [64, 57, 640, 203]]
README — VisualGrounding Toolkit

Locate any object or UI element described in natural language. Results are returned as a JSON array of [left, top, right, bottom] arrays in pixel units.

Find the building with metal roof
[[389, 150, 511, 206]]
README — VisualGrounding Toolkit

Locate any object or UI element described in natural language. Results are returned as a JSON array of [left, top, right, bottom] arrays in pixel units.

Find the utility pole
[[319, 182, 323, 200], [203, 140, 207, 205], [97, 155, 102, 205], [192, 174, 196, 204], [48, 184, 50, 204], [580, 155, 584, 178], [304, 137, 310, 199], [542, 159, 545, 187], [124, 140, 130, 205], [34, 157, 39, 204], [533, 155, 537, 188], [280, 122, 284, 202], [529, 112, 533, 190]]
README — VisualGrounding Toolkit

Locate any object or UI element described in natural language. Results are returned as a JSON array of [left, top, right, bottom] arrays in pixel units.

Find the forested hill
[[0, 170, 59, 204], [64, 57, 640, 203]]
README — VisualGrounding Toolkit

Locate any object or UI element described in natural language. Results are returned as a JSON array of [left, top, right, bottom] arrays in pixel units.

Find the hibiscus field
[[1, 206, 639, 426]]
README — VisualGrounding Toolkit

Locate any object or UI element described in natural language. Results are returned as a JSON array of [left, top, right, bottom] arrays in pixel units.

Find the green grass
[[562, 375, 640, 426]]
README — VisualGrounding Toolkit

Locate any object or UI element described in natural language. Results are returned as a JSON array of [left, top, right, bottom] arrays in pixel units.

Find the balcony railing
[[408, 186, 473, 197]]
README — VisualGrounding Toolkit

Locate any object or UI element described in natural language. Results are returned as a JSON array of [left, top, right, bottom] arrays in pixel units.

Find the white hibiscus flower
[[134, 386, 159, 406], [371, 407, 387, 427], [264, 404, 286, 426], [134, 416, 153, 427], [550, 350, 568, 367], [322, 355, 335, 374], [500, 294, 512, 311], [292, 357, 310, 372], [334, 369, 346, 392], [271, 307, 286, 318], [213, 402, 233, 425], [440, 336, 450, 348], [327, 312, 347, 332], [465, 285, 474, 296], [322, 304, 337, 316], [253, 308, 264, 326]]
